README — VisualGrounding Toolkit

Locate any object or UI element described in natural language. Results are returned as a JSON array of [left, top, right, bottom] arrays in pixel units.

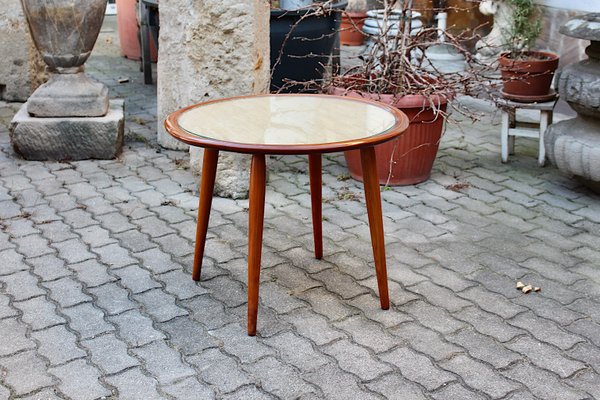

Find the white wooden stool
[[500, 98, 558, 166]]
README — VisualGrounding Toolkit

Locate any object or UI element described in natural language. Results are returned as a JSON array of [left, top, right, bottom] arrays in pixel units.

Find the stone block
[[10, 99, 124, 161], [0, 0, 46, 102]]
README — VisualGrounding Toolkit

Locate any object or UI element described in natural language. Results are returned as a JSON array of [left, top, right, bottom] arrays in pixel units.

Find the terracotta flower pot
[[330, 87, 447, 185], [340, 11, 367, 46], [499, 51, 559, 102]]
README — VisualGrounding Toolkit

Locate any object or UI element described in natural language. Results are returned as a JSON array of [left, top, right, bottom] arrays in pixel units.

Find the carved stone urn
[[545, 14, 600, 192], [20, 0, 109, 117]]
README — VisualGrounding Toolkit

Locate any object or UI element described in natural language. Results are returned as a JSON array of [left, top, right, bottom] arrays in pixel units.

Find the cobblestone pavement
[[1, 16, 600, 400]]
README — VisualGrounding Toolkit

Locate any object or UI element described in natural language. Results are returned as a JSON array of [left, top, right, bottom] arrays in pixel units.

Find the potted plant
[[270, 0, 347, 92], [498, 0, 559, 102], [340, 0, 368, 46], [323, 0, 490, 185]]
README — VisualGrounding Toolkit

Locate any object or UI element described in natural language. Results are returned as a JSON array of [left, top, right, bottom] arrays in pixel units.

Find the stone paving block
[[202, 275, 247, 308], [105, 367, 163, 400], [454, 306, 525, 343], [162, 376, 216, 400], [52, 239, 95, 264], [82, 333, 140, 375], [1, 271, 45, 302], [95, 212, 135, 234], [565, 369, 600, 399], [113, 229, 157, 253], [447, 328, 521, 369], [430, 382, 487, 400], [108, 309, 165, 347], [305, 363, 380, 400], [133, 247, 180, 274], [14, 296, 66, 331], [75, 224, 116, 248], [32, 324, 85, 365], [60, 209, 97, 230], [98, 186, 136, 204], [467, 269, 521, 299], [131, 340, 195, 384], [502, 362, 588, 400], [69, 259, 116, 288], [62, 302, 114, 339], [567, 342, 600, 374], [297, 287, 357, 321], [0, 318, 36, 356], [79, 195, 118, 216], [43, 277, 91, 308], [0, 295, 18, 319], [157, 269, 209, 300], [510, 312, 584, 350], [0, 248, 29, 276], [184, 295, 238, 331], [13, 235, 54, 259], [262, 331, 330, 372], [133, 289, 188, 322], [89, 283, 136, 316], [333, 315, 397, 354], [49, 360, 112, 400], [154, 234, 194, 258], [37, 220, 79, 244], [134, 216, 176, 238], [221, 385, 277, 400], [379, 347, 456, 391], [187, 348, 254, 393], [17, 388, 63, 400], [113, 265, 161, 294], [391, 322, 461, 361], [407, 281, 472, 312], [515, 294, 583, 326], [323, 339, 393, 380], [263, 264, 321, 294], [208, 323, 276, 363], [565, 319, 600, 348], [92, 244, 137, 269], [243, 357, 318, 399], [23, 204, 62, 225], [158, 316, 218, 355], [0, 200, 23, 220], [440, 354, 520, 398], [458, 286, 526, 319], [0, 350, 54, 396], [403, 300, 466, 335], [230, 301, 291, 339], [2, 218, 40, 238], [365, 374, 428, 400]]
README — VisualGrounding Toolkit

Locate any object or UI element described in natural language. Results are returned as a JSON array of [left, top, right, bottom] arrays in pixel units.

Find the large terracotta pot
[[330, 87, 447, 185], [340, 11, 367, 46], [21, 0, 107, 70], [116, 0, 157, 61], [499, 51, 559, 102]]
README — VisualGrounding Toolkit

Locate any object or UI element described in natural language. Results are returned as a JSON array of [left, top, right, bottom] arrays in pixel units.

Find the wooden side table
[[499, 97, 558, 166], [165, 94, 409, 335]]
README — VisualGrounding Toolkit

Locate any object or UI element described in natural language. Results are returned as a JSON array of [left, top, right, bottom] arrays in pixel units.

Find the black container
[[270, 1, 347, 93]]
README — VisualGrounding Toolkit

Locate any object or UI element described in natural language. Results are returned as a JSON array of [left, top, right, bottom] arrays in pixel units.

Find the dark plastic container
[[270, 1, 347, 93]]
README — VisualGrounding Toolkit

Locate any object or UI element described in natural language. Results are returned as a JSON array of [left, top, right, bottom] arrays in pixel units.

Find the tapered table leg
[[248, 154, 267, 336], [192, 149, 219, 281], [308, 154, 323, 259], [360, 147, 390, 310]]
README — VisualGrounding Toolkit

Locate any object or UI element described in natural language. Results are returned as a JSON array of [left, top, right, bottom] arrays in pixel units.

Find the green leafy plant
[[505, 0, 542, 58]]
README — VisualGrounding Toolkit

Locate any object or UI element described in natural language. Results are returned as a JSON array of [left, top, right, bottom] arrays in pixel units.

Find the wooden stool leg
[[308, 154, 323, 259], [539, 110, 551, 167], [360, 147, 389, 310], [192, 149, 219, 281], [501, 110, 510, 163], [248, 154, 267, 336]]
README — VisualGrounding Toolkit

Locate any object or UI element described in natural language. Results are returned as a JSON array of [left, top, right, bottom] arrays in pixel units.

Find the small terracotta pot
[[340, 11, 367, 46], [499, 51, 559, 101], [329, 87, 447, 186]]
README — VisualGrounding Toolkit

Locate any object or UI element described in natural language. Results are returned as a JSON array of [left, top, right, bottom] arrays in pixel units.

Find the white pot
[[279, 0, 313, 10], [424, 43, 467, 73], [362, 9, 422, 37]]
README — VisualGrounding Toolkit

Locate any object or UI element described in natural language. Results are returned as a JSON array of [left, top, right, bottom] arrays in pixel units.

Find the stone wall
[[0, 0, 45, 101], [157, 0, 270, 198]]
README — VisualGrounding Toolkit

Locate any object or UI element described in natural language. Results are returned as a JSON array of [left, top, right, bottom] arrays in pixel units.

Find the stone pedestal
[[545, 14, 600, 192], [0, 0, 46, 101], [10, 100, 124, 161], [157, 0, 270, 199]]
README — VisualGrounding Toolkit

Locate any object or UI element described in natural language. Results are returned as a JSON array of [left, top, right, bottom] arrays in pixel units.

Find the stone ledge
[[9, 99, 124, 161]]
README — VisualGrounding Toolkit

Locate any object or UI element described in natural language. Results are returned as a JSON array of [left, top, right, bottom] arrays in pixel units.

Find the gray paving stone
[[92, 243, 137, 269], [154, 234, 194, 257], [133, 289, 188, 322], [187, 348, 254, 393], [0, 318, 36, 356], [62, 302, 114, 339], [262, 331, 330, 372], [209, 323, 276, 363], [13, 235, 54, 259], [305, 363, 380, 400], [184, 295, 238, 331], [105, 367, 163, 400], [391, 322, 461, 361], [134, 247, 180, 274], [37, 220, 78, 243], [158, 316, 218, 355], [408, 280, 472, 312], [448, 328, 521, 369], [17, 387, 63, 400], [403, 300, 466, 335], [510, 312, 584, 350], [49, 359, 111, 400], [458, 286, 526, 319], [325, 339, 393, 380], [32, 325, 86, 365], [0, 295, 18, 319], [113, 265, 161, 294], [502, 362, 588, 400], [565, 369, 600, 399], [81, 333, 139, 374], [202, 275, 247, 308], [0, 350, 54, 396], [220, 385, 277, 400], [297, 287, 357, 321], [365, 374, 428, 400], [567, 342, 600, 374], [89, 283, 136, 316], [69, 259, 116, 288], [96, 212, 136, 234], [441, 354, 521, 398], [334, 315, 397, 354], [52, 239, 95, 264], [162, 377, 216, 400], [348, 293, 413, 328], [0, 248, 29, 276], [43, 277, 91, 308], [75, 224, 116, 248], [131, 340, 195, 384], [282, 308, 346, 345], [1, 271, 45, 302], [14, 296, 66, 331], [243, 357, 318, 399], [454, 306, 525, 343], [565, 319, 600, 347], [430, 382, 487, 400], [60, 209, 97, 230], [108, 309, 165, 347]]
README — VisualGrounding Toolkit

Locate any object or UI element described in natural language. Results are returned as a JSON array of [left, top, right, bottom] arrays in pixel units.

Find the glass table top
[[177, 95, 398, 146]]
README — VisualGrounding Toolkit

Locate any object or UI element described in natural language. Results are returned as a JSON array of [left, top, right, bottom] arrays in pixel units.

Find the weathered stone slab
[[157, 0, 269, 198], [10, 99, 124, 161], [0, 0, 46, 101]]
